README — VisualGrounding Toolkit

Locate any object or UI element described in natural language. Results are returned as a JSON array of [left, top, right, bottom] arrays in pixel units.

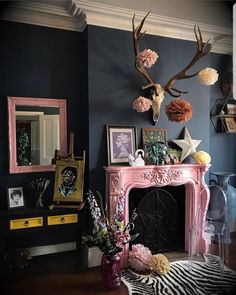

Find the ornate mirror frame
[[8, 96, 67, 174]]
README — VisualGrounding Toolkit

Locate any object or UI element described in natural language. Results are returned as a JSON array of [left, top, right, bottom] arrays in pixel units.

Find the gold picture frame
[[142, 128, 168, 146], [52, 152, 85, 207], [225, 118, 236, 133]]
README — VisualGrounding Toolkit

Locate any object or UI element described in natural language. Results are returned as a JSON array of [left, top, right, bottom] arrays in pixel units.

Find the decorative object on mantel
[[82, 190, 138, 289], [172, 127, 201, 162], [141, 128, 170, 165], [30, 178, 50, 208], [128, 149, 145, 166], [144, 141, 170, 165], [192, 150, 211, 165], [131, 12, 218, 124]]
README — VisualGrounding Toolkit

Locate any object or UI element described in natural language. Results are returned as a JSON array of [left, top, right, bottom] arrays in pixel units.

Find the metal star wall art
[[172, 127, 201, 162]]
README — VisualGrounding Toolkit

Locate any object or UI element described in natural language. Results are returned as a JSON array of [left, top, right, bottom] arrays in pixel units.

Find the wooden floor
[[1, 234, 236, 295]]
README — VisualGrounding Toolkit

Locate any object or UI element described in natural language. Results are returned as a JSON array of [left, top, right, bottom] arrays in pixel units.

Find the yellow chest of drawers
[[47, 214, 78, 225], [10, 216, 43, 230]]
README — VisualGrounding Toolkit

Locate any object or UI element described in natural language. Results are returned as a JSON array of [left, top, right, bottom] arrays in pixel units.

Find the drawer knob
[[24, 220, 29, 226], [61, 217, 65, 223]]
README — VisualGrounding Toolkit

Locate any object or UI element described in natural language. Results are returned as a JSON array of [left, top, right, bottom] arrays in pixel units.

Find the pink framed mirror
[[8, 96, 67, 173]]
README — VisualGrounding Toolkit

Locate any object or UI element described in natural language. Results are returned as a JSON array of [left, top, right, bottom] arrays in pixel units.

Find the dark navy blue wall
[[0, 20, 88, 208], [0, 20, 235, 209], [88, 25, 234, 194], [210, 53, 236, 184]]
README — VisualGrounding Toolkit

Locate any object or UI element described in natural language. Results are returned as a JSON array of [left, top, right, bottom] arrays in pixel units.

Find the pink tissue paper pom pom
[[132, 96, 152, 112], [137, 49, 158, 68], [128, 244, 152, 272]]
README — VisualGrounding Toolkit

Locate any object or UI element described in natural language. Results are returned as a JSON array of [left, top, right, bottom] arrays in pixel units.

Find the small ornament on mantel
[[128, 149, 145, 166], [172, 127, 201, 162]]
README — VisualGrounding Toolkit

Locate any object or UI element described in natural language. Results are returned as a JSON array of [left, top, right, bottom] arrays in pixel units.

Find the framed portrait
[[52, 156, 85, 206], [225, 118, 236, 132], [142, 128, 167, 146], [226, 104, 236, 115], [7, 187, 25, 209], [106, 125, 137, 165]]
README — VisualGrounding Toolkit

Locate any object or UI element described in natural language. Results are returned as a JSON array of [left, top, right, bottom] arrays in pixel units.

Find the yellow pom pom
[[150, 254, 170, 276], [193, 151, 211, 165]]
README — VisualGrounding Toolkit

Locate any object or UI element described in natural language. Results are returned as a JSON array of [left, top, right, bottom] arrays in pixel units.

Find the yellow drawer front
[[10, 217, 43, 230], [47, 214, 78, 226]]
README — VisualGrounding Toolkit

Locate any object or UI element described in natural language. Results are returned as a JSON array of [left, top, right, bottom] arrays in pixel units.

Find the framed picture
[[52, 156, 85, 206], [7, 187, 25, 209], [226, 104, 236, 115], [142, 128, 168, 165], [106, 125, 137, 165], [225, 118, 236, 132], [142, 128, 167, 146]]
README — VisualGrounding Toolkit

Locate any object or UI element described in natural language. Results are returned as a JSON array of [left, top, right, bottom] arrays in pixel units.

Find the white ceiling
[[0, 0, 233, 54]]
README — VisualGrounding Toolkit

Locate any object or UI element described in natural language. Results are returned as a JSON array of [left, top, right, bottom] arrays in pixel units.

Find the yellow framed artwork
[[52, 152, 85, 207]]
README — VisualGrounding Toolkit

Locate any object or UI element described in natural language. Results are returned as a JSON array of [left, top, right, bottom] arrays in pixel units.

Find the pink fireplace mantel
[[105, 164, 210, 267]]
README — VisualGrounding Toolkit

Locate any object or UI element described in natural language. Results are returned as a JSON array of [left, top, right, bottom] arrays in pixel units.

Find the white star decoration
[[172, 127, 201, 162]]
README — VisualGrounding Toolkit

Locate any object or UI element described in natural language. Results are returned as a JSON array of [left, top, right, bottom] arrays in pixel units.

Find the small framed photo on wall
[[106, 125, 137, 165], [7, 187, 25, 209]]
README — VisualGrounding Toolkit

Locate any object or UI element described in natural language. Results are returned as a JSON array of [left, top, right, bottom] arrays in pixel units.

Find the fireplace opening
[[129, 185, 185, 253]]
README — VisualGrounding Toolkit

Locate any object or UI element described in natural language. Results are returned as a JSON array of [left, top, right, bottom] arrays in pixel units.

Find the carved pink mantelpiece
[[105, 164, 210, 267]]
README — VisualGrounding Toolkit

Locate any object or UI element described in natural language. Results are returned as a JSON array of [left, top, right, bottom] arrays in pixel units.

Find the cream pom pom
[[193, 150, 211, 165], [150, 254, 170, 276], [198, 68, 218, 85]]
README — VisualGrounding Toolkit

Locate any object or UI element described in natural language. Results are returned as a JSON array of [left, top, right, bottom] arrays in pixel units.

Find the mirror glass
[[8, 97, 67, 173]]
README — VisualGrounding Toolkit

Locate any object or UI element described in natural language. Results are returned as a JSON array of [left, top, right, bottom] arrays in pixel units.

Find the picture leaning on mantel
[[106, 125, 137, 165]]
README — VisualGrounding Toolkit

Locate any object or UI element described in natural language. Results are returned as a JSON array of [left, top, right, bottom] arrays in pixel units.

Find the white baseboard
[[27, 242, 77, 256], [88, 246, 102, 268]]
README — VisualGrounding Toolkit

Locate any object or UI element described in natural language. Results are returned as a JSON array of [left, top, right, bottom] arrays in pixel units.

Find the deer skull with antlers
[[132, 12, 219, 124]]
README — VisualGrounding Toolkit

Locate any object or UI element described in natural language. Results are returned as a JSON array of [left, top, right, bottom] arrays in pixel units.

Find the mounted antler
[[132, 12, 218, 124], [163, 25, 212, 97]]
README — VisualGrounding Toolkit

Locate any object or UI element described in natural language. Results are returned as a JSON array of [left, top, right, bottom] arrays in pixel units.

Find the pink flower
[[128, 244, 152, 271], [132, 96, 152, 112], [115, 231, 131, 248], [137, 49, 158, 68]]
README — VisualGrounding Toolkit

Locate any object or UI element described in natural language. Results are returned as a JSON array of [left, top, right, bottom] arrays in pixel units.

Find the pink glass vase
[[101, 253, 121, 289]]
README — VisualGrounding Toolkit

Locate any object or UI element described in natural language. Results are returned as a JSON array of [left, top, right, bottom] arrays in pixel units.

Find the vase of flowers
[[83, 190, 138, 289], [101, 252, 121, 289]]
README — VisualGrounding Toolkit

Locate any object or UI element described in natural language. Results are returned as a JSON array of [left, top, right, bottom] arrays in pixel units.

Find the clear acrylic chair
[[189, 184, 228, 273]]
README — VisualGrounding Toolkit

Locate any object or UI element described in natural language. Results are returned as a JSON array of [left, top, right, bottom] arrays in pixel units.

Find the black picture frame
[[106, 125, 137, 165]]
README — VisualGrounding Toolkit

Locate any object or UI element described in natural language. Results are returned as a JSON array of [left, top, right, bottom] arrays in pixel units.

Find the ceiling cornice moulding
[[0, 0, 232, 54]]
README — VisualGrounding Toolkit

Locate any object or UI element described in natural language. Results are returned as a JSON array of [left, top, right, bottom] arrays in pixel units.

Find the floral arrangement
[[198, 68, 219, 85], [132, 96, 152, 112], [165, 99, 193, 123], [137, 49, 159, 68], [192, 150, 211, 165], [82, 190, 139, 261], [128, 243, 170, 276]]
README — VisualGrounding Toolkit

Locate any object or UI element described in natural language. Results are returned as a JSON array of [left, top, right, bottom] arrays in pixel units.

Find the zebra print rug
[[121, 254, 236, 295]]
